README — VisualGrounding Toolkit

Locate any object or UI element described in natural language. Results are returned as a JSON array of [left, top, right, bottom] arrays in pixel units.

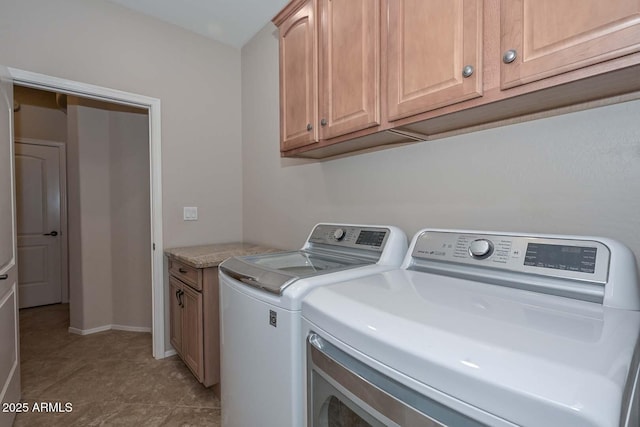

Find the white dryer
[[302, 229, 640, 427], [218, 223, 407, 427]]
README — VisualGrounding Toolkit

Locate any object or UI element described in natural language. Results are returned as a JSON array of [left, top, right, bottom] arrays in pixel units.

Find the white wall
[[241, 24, 640, 263], [0, 0, 243, 248]]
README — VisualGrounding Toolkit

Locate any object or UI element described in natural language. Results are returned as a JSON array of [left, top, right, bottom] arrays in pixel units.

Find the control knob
[[333, 228, 346, 241], [469, 239, 493, 259]]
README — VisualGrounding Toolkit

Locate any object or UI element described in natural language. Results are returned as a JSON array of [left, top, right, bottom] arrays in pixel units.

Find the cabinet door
[[386, 0, 483, 121], [279, 0, 318, 151], [169, 277, 183, 356], [501, 0, 640, 88], [318, 0, 380, 139], [181, 284, 204, 382]]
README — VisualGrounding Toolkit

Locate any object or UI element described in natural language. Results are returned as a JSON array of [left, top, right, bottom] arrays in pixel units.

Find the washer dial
[[333, 228, 346, 241], [469, 239, 493, 259]]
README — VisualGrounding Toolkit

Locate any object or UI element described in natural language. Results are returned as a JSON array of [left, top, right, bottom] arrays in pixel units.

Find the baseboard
[[164, 349, 178, 358], [68, 325, 111, 335], [111, 324, 152, 333], [68, 324, 151, 335]]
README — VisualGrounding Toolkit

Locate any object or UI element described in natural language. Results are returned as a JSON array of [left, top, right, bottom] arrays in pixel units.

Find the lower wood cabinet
[[169, 277, 183, 360], [170, 276, 204, 380], [168, 259, 220, 389]]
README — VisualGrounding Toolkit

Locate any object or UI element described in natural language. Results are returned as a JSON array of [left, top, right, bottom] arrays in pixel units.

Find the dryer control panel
[[411, 231, 610, 285]]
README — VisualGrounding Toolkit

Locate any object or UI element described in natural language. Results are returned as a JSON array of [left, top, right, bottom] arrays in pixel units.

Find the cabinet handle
[[43, 231, 58, 236], [178, 268, 188, 274], [0, 274, 7, 280], [503, 49, 517, 64], [462, 65, 474, 78], [306, 123, 313, 131], [176, 290, 185, 307], [320, 118, 327, 127]]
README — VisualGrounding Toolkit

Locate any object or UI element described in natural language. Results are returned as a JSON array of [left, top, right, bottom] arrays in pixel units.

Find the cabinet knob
[[320, 118, 327, 127], [462, 65, 474, 78], [503, 49, 517, 64], [178, 268, 187, 274], [306, 123, 313, 131]]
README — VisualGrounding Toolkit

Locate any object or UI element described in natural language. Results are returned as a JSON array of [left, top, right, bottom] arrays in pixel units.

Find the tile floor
[[14, 303, 221, 426]]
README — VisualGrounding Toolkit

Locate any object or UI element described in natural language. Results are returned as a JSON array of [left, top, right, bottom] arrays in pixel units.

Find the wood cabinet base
[[168, 259, 220, 390]]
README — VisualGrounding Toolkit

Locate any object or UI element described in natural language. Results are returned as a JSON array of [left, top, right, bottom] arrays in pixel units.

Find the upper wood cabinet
[[318, 0, 380, 139], [275, 0, 381, 150], [273, 0, 640, 159], [277, 0, 317, 151], [500, 0, 640, 88], [386, 0, 483, 121]]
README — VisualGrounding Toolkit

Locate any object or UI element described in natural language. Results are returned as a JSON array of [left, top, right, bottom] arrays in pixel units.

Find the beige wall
[[0, 0, 244, 249], [67, 98, 151, 331], [1, 0, 243, 345], [14, 86, 67, 141], [109, 109, 151, 328], [241, 24, 640, 262], [67, 100, 113, 330]]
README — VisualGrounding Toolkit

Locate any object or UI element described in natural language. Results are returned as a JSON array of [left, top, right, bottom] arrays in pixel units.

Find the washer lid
[[219, 250, 370, 294], [302, 269, 640, 427], [219, 223, 407, 295]]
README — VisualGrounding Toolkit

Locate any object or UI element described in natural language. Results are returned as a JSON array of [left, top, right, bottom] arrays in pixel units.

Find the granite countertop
[[164, 242, 282, 269]]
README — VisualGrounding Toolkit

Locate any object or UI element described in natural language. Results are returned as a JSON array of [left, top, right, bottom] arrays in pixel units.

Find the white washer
[[302, 229, 640, 427], [218, 223, 407, 427]]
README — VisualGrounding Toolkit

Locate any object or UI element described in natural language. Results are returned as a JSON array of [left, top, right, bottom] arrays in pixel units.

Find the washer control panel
[[308, 225, 389, 252], [411, 231, 610, 284]]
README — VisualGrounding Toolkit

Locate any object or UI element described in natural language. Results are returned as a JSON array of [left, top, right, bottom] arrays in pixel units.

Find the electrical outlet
[[183, 207, 198, 221]]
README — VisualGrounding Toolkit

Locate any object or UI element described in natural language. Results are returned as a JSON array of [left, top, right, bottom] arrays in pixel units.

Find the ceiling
[[106, 0, 289, 48]]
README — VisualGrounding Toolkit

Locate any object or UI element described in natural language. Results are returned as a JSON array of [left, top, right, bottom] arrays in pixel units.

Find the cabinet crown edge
[[273, 0, 310, 26]]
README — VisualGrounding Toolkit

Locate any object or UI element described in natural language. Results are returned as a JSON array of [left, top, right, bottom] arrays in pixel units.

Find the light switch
[[183, 207, 198, 221]]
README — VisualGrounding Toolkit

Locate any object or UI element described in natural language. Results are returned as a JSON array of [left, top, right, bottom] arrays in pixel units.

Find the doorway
[[15, 139, 67, 308], [9, 67, 165, 359]]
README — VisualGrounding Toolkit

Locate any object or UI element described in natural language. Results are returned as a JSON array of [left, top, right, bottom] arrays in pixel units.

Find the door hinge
[[153, 243, 156, 250]]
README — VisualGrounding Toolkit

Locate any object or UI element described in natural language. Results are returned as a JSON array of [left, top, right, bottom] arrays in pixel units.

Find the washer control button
[[333, 228, 346, 241], [469, 239, 493, 259]]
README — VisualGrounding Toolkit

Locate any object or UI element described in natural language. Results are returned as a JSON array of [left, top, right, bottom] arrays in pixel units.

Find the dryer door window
[[306, 333, 486, 427]]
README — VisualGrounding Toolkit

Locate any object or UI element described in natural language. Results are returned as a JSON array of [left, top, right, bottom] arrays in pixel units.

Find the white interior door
[[15, 142, 62, 308], [0, 65, 21, 427]]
